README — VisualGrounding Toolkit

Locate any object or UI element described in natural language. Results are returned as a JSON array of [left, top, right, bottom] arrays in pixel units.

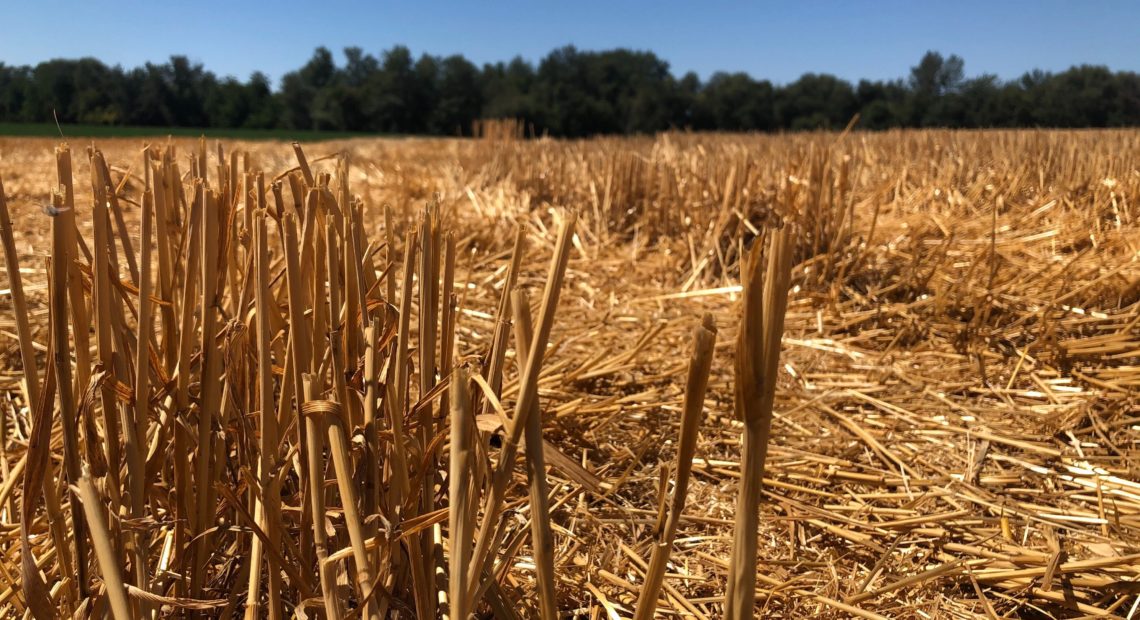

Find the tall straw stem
[[191, 183, 223, 599], [447, 365, 475, 620], [724, 226, 794, 619], [48, 191, 88, 601], [131, 183, 156, 615], [78, 465, 133, 619], [510, 287, 558, 620], [244, 210, 281, 619], [0, 175, 38, 421], [466, 212, 576, 603], [635, 314, 717, 620], [301, 377, 342, 620]]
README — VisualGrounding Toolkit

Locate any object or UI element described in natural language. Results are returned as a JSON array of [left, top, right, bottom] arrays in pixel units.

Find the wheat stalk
[[724, 226, 794, 619], [465, 212, 576, 605], [77, 465, 133, 619], [510, 287, 558, 620], [634, 313, 716, 620]]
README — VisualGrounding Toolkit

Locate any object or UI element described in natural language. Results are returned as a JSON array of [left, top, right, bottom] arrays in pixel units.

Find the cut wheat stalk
[[361, 316, 382, 569], [77, 464, 134, 619], [132, 177, 155, 616], [323, 396, 380, 620], [0, 172, 33, 532], [56, 148, 106, 535], [54, 147, 92, 385], [414, 205, 441, 619], [100, 161, 140, 287], [724, 225, 794, 620], [308, 188, 329, 381], [448, 363, 475, 620], [325, 216, 352, 416], [152, 150, 177, 371], [300, 376, 341, 618], [437, 231, 459, 617], [172, 171, 202, 579], [244, 209, 281, 619], [388, 230, 416, 604], [0, 174, 38, 414], [389, 230, 417, 507], [383, 204, 397, 303], [337, 155, 364, 378], [482, 226, 526, 407], [292, 142, 315, 187], [191, 182, 224, 600], [475, 226, 526, 508], [90, 158, 128, 515], [47, 190, 88, 603], [19, 341, 59, 619], [439, 232, 457, 452], [466, 211, 576, 605], [281, 205, 319, 575], [510, 287, 559, 620], [634, 313, 716, 620]]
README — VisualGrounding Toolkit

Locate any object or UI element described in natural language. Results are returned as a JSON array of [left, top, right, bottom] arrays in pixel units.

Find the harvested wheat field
[[0, 129, 1138, 618]]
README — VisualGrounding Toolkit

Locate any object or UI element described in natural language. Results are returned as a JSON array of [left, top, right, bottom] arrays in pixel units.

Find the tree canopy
[[1, 47, 1136, 135]]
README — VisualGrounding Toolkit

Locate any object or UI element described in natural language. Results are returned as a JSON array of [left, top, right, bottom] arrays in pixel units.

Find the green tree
[[432, 55, 482, 135], [856, 79, 907, 129], [908, 51, 966, 126], [0, 64, 32, 121], [2, 45, 1138, 136], [701, 72, 774, 131], [368, 46, 420, 133], [777, 73, 856, 130], [280, 47, 337, 130], [481, 57, 538, 126], [244, 72, 281, 129]]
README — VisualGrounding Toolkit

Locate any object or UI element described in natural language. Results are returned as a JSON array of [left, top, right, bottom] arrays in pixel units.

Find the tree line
[[1, 46, 1137, 136]]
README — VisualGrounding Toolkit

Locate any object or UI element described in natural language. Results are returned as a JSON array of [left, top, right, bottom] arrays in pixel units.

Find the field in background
[[0, 130, 1138, 618]]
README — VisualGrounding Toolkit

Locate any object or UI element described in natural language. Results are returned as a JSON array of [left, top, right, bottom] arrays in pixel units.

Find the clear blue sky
[[2, 1, 1137, 86]]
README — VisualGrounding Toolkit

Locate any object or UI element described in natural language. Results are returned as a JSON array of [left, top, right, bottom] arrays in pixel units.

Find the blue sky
[[2, 1, 1136, 86]]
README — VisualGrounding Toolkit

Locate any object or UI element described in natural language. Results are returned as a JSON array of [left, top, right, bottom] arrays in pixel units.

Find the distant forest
[[1, 46, 1137, 136]]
